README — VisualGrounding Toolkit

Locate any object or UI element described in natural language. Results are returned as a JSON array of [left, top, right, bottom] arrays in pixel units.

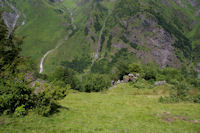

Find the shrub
[[14, 105, 27, 117], [128, 63, 143, 74], [159, 82, 193, 104], [144, 69, 156, 81], [81, 74, 111, 92], [35, 83, 70, 116], [193, 95, 200, 103], [176, 82, 189, 98], [162, 67, 183, 83], [0, 79, 33, 114], [52, 67, 78, 89]]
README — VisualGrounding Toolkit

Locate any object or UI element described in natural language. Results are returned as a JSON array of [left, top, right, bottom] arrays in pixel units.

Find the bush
[[144, 69, 156, 81], [176, 82, 189, 98], [193, 95, 200, 103], [34, 83, 70, 116], [162, 67, 183, 84], [159, 82, 194, 104], [0, 79, 33, 114], [128, 63, 143, 74], [81, 74, 111, 92], [14, 105, 27, 117], [52, 67, 77, 89]]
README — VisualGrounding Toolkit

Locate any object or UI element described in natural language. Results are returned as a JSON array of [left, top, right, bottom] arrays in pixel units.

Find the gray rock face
[[3, 12, 19, 35], [123, 13, 181, 68]]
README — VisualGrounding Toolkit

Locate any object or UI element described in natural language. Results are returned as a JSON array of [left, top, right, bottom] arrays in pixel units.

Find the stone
[[128, 73, 134, 77], [155, 81, 167, 86], [117, 80, 121, 84], [123, 75, 129, 83], [136, 73, 140, 78], [128, 73, 136, 82]]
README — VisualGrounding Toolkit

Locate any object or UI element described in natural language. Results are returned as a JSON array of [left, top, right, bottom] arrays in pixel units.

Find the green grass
[[1, 83, 200, 133]]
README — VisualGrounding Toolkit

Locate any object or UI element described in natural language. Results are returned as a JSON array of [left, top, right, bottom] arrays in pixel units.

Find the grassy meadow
[[1, 83, 200, 133]]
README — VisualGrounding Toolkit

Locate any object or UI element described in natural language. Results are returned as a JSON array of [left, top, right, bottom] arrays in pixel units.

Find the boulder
[[123, 75, 129, 83], [128, 73, 137, 82], [128, 73, 134, 77], [117, 80, 121, 84], [136, 73, 140, 78]]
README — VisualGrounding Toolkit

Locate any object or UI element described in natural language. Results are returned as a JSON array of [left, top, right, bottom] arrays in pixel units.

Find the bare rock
[[117, 80, 121, 84], [123, 75, 129, 83], [155, 81, 167, 86]]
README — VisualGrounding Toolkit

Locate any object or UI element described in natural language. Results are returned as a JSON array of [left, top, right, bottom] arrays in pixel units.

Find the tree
[[53, 67, 77, 89], [81, 73, 111, 92], [0, 12, 23, 77], [128, 63, 143, 73]]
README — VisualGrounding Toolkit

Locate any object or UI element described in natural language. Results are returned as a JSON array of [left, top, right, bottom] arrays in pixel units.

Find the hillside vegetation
[[0, 0, 200, 132], [1, 0, 200, 74]]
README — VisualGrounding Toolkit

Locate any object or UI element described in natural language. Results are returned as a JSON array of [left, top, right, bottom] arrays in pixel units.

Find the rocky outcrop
[[1, 0, 26, 36], [113, 73, 140, 85], [119, 13, 181, 68]]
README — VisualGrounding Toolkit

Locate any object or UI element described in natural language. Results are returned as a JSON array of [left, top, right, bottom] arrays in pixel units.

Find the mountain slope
[[1, 0, 200, 75]]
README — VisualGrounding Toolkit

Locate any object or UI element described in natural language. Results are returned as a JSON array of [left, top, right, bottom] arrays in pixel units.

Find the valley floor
[[0, 84, 200, 133]]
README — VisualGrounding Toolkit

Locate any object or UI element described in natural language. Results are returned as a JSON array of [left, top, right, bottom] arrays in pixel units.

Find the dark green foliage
[[94, 14, 102, 32], [84, 26, 89, 36], [193, 95, 200, 103], [81, 73, 111, 92], [114, 0, 140, 18], [0, 13, 69, 116], [106, 34, 112, 51], [54, 9, 63, 14], [52, 67, 77, 89], [0, 79, 33, 114], [144, 68, 157, 81], [35, 83, 70, 116], [128, 63, 143, 73], [162, 67, 184, 84], [120, 35, 129, 44], [100, 30, 107, 52], [91, 58, 110, 74], [110, 48, 129, 64], [111, 60, 130, 81], [129, 42, 138, 49], [61, 54, 91, 73], [0, 14, 22, 74], [91, 36, 96, 42], [91, 48, 129, 74], [176, 82, 189, 97]]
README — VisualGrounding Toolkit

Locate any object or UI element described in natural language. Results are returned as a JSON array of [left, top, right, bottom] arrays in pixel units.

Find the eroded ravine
[[92, 13, 109, 65]]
